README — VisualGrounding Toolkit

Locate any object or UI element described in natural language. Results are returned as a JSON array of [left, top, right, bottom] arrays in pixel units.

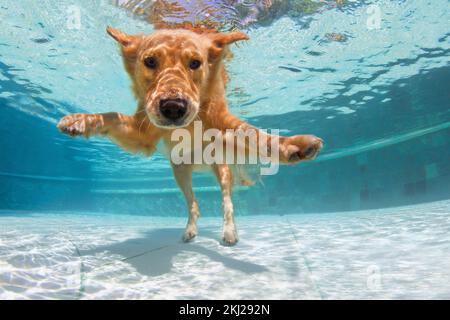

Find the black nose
[[159, 99, 188, 121]]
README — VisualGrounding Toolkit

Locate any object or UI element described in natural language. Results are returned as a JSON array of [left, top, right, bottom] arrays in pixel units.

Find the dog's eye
[[144, 57, 157, 69], [189, 59, 201, 70]]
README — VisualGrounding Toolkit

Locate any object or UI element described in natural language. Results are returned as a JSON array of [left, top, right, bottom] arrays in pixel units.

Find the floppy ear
[[208, 31, 249, 61], [106, 26, 142, 75]]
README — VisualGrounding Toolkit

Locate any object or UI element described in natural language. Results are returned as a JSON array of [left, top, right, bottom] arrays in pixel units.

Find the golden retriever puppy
[[57, 27, 323, 245]]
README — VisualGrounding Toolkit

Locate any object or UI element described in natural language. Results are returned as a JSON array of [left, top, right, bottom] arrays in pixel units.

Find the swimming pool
[[0, 0, 449, 299]]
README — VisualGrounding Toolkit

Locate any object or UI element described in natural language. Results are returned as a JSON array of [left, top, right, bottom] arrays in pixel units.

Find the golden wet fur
[[57, 27, 323, 245]]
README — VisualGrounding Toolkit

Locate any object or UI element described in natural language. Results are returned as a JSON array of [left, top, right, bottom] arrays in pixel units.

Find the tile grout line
[[283, 215, 324, 300]]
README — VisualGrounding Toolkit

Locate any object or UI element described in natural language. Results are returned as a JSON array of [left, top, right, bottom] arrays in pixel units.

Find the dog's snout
[[159, 99, 188, 121]]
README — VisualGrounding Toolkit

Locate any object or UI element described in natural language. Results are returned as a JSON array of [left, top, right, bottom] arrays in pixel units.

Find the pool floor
[[1, 200, 449, 299]]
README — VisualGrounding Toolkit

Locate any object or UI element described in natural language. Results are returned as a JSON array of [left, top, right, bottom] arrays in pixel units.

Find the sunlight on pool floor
[[1, 199, 449, 299]]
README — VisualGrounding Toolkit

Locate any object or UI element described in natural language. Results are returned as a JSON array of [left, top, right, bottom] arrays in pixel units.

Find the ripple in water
[[114, 0, 345, 30]]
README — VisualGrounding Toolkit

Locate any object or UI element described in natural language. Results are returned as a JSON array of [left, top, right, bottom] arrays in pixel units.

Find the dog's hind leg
[[213, 164, 238, 246], [171, 164, 200, 242]]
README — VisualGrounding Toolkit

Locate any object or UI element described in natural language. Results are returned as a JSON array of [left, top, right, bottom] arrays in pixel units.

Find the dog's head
[[107, 27, 248, 128]]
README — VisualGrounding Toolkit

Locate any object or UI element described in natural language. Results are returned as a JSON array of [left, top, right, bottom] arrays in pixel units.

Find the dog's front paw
[[57, 114, 98, 137], [281, 135, 323, 163], [222, 226, 238, 246]]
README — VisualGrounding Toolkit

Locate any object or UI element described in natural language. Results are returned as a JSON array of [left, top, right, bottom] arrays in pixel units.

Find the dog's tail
[[231, 164, 263, 188]]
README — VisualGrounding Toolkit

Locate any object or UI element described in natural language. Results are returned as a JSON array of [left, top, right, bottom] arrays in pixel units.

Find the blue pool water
[[0, 0, 449, 299]]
